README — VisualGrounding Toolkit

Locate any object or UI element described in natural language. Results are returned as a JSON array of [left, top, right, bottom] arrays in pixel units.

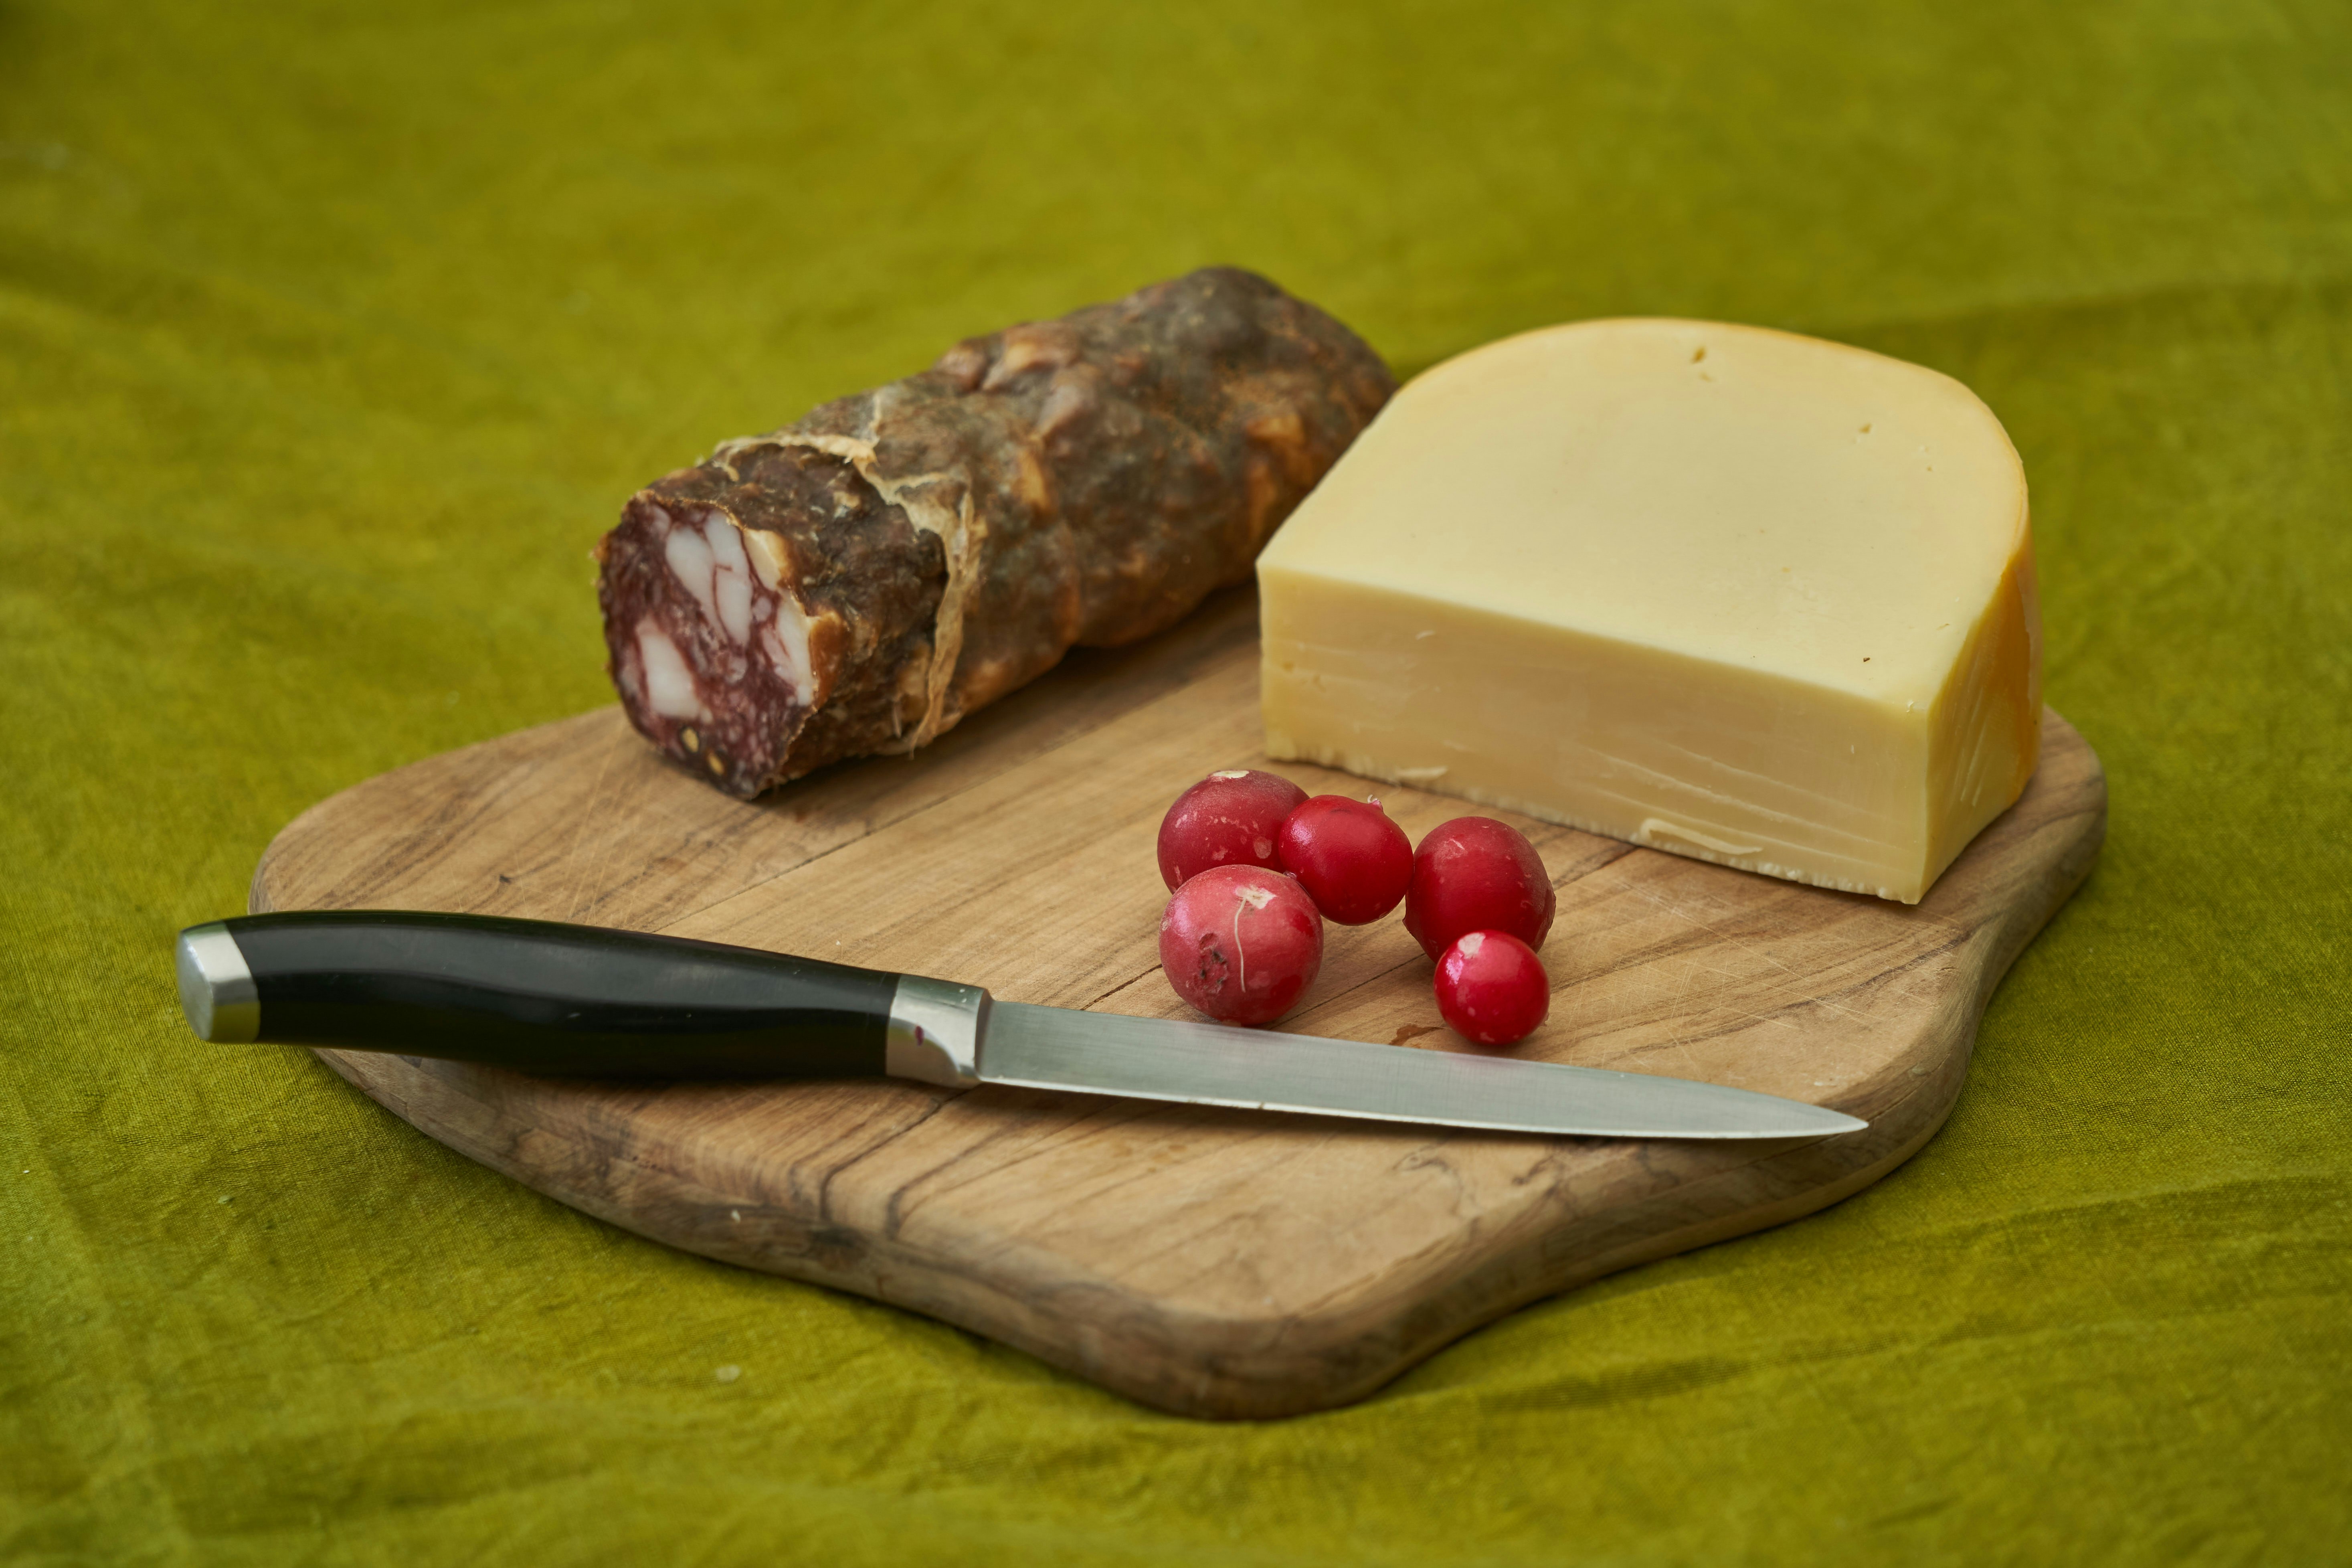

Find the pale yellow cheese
[[1256, 318, 2040, 904]]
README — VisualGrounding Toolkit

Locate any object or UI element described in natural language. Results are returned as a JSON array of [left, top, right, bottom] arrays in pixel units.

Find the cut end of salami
[[596, 267, 1393, 797], [601, 499, 813, 797], [599, 443, 945, 798]]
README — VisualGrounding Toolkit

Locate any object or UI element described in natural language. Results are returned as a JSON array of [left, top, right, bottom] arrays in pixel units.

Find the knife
[[173, 912, 1865, 1140]]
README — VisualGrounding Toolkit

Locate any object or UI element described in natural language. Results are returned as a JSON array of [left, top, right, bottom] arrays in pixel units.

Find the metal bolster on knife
[[884, 976, 989, 1088]]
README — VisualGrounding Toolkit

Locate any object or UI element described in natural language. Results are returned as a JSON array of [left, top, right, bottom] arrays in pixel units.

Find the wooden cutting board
[[250, 588, 2105, 1418]]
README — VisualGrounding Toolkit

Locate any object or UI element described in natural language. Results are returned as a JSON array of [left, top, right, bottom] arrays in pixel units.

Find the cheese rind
[[1257, 318, 2040, 904]]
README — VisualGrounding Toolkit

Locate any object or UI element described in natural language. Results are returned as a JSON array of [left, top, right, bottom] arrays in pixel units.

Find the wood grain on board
[[251, 588, 2106, 1418]]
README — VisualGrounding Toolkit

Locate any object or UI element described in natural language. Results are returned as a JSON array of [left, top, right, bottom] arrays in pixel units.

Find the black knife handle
[[172, 911, 980, 1082]]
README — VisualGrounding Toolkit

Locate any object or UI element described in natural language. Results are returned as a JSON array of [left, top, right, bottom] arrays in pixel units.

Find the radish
[[1158, 865, 1325, 1026], [1404, 817, 1555, 961], [1155, 769, 1309, 890], [1277, 795, 1412, 925], [1434, 931, 1551, 1046]]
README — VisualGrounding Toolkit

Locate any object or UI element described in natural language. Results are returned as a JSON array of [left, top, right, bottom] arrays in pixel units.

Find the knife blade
[[175, 911, 1864, 1141]]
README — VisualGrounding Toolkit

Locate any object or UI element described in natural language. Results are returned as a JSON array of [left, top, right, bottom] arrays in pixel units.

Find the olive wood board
[[249, 589, 2105, 1419]]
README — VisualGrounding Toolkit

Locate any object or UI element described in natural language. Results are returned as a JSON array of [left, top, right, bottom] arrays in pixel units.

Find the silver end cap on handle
[[176, 922, 260, 1044]]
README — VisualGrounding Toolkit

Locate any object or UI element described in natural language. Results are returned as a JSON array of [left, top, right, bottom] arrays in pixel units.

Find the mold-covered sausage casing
[[596, 267, 1395, 797]]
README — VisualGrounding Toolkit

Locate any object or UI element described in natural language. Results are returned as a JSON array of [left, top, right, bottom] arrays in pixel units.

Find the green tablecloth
[[5, 2, 2346, 1561]]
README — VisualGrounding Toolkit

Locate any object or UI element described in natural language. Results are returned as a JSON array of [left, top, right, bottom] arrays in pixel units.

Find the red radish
[[1156, 769, 1309, 890], [1404, 817, 1556, 961], [1159, 865, 1324, 1026], [1434, 931, 1551, 1046], [1277, 795, 1413, 925]]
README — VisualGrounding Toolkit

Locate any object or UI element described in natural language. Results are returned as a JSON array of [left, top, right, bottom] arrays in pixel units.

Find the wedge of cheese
[[1256, 318, 2039, 904]]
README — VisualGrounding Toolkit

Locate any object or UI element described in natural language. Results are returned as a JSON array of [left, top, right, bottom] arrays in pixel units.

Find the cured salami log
[[595, 268, 1395, 797]]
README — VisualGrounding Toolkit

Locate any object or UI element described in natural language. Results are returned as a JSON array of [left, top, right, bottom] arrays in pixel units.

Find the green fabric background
[[4, 0, 2347, 1561]]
